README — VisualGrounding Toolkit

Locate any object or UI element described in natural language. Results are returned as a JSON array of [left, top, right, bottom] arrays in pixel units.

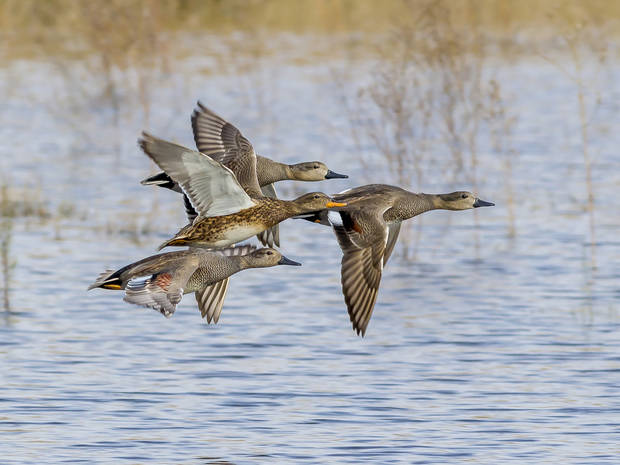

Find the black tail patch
[[140, 172, 177, 191]]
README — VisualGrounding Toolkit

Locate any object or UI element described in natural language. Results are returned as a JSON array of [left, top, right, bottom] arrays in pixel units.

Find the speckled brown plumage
[[159, 193, 341, 250]]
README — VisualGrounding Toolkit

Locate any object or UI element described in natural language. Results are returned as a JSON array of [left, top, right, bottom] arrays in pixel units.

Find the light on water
[[1, 2, 619, 464]]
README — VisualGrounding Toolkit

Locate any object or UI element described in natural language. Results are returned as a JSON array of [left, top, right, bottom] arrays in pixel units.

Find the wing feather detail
[[191, 102, 263, 198], [195, 278, 230, 324], [139, 133, 256, 218], [333, 219, 385, 337]]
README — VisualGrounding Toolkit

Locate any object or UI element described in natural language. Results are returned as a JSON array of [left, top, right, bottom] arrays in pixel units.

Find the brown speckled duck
[[140, 102, 347, 247], [304, 184, 495, 336], [138, 133, 347, 250], [88, 245, 301, 322]]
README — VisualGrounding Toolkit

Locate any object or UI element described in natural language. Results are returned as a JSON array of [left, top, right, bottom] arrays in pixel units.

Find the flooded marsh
[[1, 1, 619, 463]]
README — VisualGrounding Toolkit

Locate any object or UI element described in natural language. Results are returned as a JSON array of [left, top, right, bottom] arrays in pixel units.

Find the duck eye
[[313, 194, 320, 199], [313, 165, 319, 169], [461, 194, 468, 199], [266, 251, 273, 255]]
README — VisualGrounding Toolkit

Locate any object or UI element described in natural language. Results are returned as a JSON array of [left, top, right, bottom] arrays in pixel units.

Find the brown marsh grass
[[336, 0, 615, 261], [340, 1, 520, 258], [538, 6, 612, 269], [1, 184, 15, 312]]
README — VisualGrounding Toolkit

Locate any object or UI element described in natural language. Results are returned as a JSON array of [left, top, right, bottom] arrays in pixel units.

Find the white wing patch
[[139, 134, 256, 218], [179, 151, 256, 217], [327, 211, 343, 227]]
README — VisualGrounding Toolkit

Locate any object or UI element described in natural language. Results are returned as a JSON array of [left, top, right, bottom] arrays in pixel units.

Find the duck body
[[160, 197, 298, 249], [88, 245, 301, 321], [308, 184, 494, 336], [89, 248, 243, 294], [313, 184, 436, 227]]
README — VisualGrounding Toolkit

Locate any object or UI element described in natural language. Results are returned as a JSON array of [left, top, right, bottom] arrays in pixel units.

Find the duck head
[[293, 192, 348, 212], [247, 248, 302, 267], [289, 162, 348, 181], [437, 191, 495, 210]]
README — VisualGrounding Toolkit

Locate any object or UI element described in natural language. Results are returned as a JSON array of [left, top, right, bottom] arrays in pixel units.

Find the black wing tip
[[140, 172, 173, 187], [349, 313, 367, 337], [87, 273, 122, 291]]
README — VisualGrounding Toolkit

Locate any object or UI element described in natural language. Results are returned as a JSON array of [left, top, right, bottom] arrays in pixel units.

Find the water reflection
[[1, 5, 619, 464], [197, 459, 236, 465]]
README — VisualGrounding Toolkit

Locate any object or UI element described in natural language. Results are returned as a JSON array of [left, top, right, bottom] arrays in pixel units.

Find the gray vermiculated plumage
[[255, 155, 292, 186], [190, 244, 256, 323], [90, 245, 257, 318]]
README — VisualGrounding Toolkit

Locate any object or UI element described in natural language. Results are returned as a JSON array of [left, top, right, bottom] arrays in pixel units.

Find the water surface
[[1, 34, 619, 465]]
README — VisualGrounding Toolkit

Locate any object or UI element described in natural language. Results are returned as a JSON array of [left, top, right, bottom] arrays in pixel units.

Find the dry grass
[[337, 0, 613, 260], [0, 184, 50, 220], [341, 0, 521, 257], [0, 185, 15, 312], [486, 79, 518, 238], [538, 6, 611, 269], [2, 0, 620, 60]]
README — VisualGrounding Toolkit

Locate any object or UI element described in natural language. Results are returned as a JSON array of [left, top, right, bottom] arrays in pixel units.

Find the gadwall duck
[[88, 245, 300, 321], [138, 134, 347, 249], [140, 102, 347, 247], [304, 184, 494, 336]]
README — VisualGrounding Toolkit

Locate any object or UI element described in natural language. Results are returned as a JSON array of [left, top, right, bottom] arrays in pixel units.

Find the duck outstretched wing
[[139, 133, 256, 218], [191, 102, 263, 199]]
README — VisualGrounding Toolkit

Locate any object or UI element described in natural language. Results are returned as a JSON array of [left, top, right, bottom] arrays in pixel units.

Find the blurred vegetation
[[340, 1, 520, 256], [0, 0, 615, 264], [1, 185, 16, 312], [332, 0, 614, 259], [1, 0, 619, 60]]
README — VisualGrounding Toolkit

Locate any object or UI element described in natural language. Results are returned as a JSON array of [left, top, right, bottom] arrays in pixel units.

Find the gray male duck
[[304, 184, 495, 336], [141, 102, 347, 246], [89, 245, 300, 322]]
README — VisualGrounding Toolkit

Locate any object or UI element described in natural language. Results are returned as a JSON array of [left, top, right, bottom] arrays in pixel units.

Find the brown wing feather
[[195, 278, 230, 324], [382, 222, 402, 266], [340, 243, 383, 336], [333, 212, 386, 336], [193, 244, 256, 323], [191, 102, 263, 198]]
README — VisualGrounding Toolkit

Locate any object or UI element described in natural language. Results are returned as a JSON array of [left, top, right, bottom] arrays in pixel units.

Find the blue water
[[1, 38, 619, 464]]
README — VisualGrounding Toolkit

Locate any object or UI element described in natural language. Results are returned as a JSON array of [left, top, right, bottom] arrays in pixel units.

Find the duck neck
[[389, 192, 438, 221], [224, 255, 249, 275], [199, 253, 245, 280], [256, 155, 292, 185], [284, 200, 316, 218]]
